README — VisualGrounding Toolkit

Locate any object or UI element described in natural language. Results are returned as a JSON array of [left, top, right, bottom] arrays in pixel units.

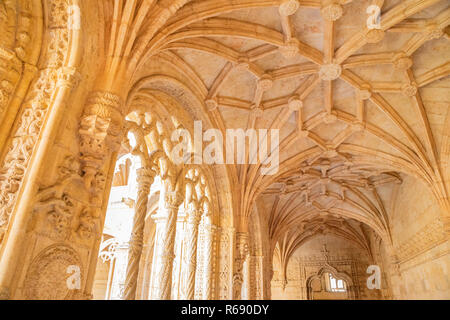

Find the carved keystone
[[393, 53, 413, 70], [279, 0, 300, 16], [402, 83, 418, 97], [321, 4, 343, 22], [251, 104, 264, 117], [288, 95, 303, 111], [205, 98, 218, 111], [257, 75, 274, 91], [365, 29, 385, 43], [279, 39, 300, 59], [319, 64, 342, 81]]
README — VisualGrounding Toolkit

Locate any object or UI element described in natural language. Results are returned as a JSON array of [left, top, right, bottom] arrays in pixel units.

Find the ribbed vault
[[132, 0, 450, 261]]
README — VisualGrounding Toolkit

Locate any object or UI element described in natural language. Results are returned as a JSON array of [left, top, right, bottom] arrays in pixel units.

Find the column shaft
[[152, 187, 183, 300], [123, 168, 153, 300], [202, 225, 215, 300], [181, 209, 201, 300]]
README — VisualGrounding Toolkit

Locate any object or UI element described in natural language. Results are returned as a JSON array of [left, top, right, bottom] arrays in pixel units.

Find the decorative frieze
[[395, 219, 448, 264]]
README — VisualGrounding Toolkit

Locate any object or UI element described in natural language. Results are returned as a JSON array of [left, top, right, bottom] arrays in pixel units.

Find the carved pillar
[[171, 210, 188, 299], [242, 255, 251, 299], [79, 91, 125, 297], [123, 168, 155, 300], [0, 66, 81, 299], [233, 232, 249, 300], [202, 223, 216, 300], [151, 185, 183, 300], [181, 206, 202, 300]]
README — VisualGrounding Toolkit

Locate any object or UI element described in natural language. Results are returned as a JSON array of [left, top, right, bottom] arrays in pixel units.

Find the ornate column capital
[[79, 91, 124, 187], [235, 232, 250, 266], [163, 190, 184, 210], [136, 167, 156, 189], [186, 208, 202, 226]]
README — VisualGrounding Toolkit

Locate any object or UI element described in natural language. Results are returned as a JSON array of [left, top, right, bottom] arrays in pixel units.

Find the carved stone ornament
[[279, 39, 300, 59], [402, 82, 418, 97], [288, 96, 303, 111], [205, 98, 218, 111], [23, 245, 83, 300], [319, 64, 342, 81], [32, 156, 101, 243], [279, 0, 300, 17], [393, 54, 413, 70], [365, 29, 385, 43], [321, 4, 343, 22]]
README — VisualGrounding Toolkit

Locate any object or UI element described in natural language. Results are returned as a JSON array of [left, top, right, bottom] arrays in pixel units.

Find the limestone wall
[[389, 176, 450, 299]]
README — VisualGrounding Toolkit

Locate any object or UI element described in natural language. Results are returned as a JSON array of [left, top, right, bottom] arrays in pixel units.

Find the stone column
[[152, 186, 183, 300], [123, 168, 154, 300], [233, 232, 249, 300], [242, 255, 251, 299], [181, 206, 202, 300], [202, 224, 216, 300]]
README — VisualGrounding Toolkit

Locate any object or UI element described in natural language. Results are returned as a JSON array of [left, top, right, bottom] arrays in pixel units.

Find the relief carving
[[32, 156, 101, 243], [23, 245, 83, 300]]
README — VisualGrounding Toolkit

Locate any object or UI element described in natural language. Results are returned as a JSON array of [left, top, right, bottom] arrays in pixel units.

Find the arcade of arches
[[0, 0, 449, 300]]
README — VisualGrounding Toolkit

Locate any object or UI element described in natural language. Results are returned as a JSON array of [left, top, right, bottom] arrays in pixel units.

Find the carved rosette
[[319, 64, 342, 81], [425, 23, 443, 41], [257, 76, 273, 92], [250, 105, 264, 118], [402, 82, 418, 97], [205, 98, 218, 111], [288, 96, 303, 111], [279, 39, 299, 59], [23, 245, 83, 300], [393, 54, 413, 70], [365, 29, 385, 43], [321, 4, 343, 22], [358, 85, 372, 100], [279, 0, 300, 16]]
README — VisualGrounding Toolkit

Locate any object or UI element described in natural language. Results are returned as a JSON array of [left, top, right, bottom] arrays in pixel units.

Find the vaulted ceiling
[[135, 0, 450, 258]]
